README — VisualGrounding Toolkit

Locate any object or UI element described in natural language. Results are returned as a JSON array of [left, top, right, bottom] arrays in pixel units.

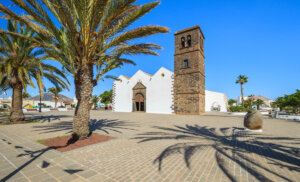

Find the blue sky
[[1, 0, 300, 100]]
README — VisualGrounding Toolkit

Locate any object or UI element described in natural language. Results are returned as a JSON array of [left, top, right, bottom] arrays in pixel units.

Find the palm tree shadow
[[89, 119, 138, 134], [134, 124, 300, 182], [26, 114, 71, 123], [32, 119, 138, 135], [1, 139, 79, 181]]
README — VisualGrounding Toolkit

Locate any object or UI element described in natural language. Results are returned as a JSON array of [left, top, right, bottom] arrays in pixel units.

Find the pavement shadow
[[89, 119, 138, 134], [33, 119, 138, 135], [32, 121, 73, 134], [1, 138, 81, 181], [26, 114, 71, 123], [134, 125, 300, 182]]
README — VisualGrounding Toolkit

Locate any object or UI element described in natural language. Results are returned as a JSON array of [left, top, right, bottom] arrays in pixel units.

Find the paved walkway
[[0, 111, 299, 181]]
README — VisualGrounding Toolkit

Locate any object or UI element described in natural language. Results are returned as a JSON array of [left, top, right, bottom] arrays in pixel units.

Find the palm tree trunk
[[55, 98, 57, 108], [241, 84, 244, 107], [73, 63, 94, 140], [10, 83, 25, 122]]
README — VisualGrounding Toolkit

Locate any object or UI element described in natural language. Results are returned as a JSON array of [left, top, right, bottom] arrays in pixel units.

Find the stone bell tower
[[173, 25, 205, 114]]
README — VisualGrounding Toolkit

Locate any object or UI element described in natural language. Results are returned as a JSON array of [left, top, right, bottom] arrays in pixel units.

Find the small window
[[181, 37, 185, 48], [187, 35, 191, 47], [200, 38, 204, 49], [183, 59, 189, 68]]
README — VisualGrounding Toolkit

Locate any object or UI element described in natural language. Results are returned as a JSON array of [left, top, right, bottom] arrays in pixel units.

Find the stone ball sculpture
[[244, 109, 263, 130]]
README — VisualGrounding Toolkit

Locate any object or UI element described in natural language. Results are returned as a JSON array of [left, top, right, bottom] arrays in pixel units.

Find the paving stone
[[58, 174, 79, 181], [0, 111, 299, 182]]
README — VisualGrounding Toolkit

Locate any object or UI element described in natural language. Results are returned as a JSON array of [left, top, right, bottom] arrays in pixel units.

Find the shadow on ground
[[32, 119, 138, 134], [26, 114, 71, 123], [134, 125, 300, 182], [0, 138, 83, 181]]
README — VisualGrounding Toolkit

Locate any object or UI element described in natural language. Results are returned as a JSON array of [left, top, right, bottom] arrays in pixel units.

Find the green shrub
[[229, 106, 248, 112]]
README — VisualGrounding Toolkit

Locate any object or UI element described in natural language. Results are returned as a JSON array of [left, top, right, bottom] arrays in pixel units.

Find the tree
[[48, 87, 63, 108], [0, 0, 169, 139], [0, 21, 69, 122], [100, 90, 113, 107], [255, 99, 265, 110], [274, 97, 286, 111], [90, 95, 100, 110], [228, 99, 236, 106], [235, 75, 248, 107], [284, 90, 300, 114], [244, 94, 255, 109], [22, 92, 31, 99], [0, 76, 9, 92]]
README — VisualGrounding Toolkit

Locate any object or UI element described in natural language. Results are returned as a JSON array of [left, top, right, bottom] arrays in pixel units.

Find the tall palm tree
[[0, 21, 69, 122], [0, 0, 169, 139], [235, 75, 248, 107], [90, 95, 100, 110], [22, 92, 31, 99], [48, 87, 63, 108]]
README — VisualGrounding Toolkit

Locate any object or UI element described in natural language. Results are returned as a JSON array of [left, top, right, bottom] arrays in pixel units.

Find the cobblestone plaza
[[0, 111, 299, 181]]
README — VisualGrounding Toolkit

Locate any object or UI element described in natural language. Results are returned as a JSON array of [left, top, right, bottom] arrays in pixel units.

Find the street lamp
[[39, 93, 42, 112], [39, 87, 46, 113]]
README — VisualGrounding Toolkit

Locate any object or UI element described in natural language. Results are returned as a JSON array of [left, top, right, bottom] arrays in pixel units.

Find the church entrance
[[132, 82, 146, 112], [135, 93, 145, 111]]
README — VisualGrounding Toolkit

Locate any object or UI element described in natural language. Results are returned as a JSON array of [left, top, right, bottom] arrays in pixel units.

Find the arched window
[[187, 35, 192, 47], [181, 37, 185, 48]]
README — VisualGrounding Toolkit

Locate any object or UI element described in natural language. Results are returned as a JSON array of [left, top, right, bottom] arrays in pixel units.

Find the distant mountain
[[30, 93, 72, 101]]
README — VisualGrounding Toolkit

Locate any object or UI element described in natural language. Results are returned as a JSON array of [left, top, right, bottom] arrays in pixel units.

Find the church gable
[[133, 82, 146, 90]]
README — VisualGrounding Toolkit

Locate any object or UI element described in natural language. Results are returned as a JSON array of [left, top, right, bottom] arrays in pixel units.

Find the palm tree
[[90, 95, 100, 110], [0, 0, 169, 139], [22, 92, 31, 99], [48, 87, 63, 108], [255, 99, 265, 110], [0, 21, 69, 122], [236, 75, 248, 107], [0, 76, 9, 92]]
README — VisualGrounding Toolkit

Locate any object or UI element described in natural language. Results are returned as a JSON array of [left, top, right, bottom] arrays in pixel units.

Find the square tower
[[173, 25, 205, 115]]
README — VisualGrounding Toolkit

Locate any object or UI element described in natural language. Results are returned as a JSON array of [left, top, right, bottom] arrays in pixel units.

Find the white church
[[112, 26, 228, 115]]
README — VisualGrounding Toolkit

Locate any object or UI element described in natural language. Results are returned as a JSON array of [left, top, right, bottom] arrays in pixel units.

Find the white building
[[30, 93, 74, 108], [112, 25, 228, 115], [112, 67, 228, 114], [236, 95, 275, 107]]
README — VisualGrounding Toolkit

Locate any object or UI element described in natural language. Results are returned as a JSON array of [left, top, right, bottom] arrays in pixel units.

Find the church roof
[[120, 75, 130, 79], [116, 67, 173, 83]]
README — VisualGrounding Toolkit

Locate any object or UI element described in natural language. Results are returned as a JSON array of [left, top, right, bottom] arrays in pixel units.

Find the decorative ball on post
[[244, 109, 263, 131]]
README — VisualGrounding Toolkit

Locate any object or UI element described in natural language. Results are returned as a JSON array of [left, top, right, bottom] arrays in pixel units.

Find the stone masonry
[[174, 25, 205, 114]]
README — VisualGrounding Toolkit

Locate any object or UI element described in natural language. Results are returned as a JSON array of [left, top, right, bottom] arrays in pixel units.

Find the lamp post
[[39, 93, 42, 112]]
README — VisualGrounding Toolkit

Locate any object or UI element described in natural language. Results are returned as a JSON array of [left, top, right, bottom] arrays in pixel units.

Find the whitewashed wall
[[113, 67, 228, 114], [33, 100, 64, 108], [205, 90, 228, 112], [147, 67, 174, 114], [113, 67, 174, 114]]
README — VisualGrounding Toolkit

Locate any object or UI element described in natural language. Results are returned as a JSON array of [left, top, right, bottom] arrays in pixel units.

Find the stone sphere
[[244, 109, 263, 130]]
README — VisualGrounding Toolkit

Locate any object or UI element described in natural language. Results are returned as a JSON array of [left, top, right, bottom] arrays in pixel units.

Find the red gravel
[[40, 134, 114, 152]]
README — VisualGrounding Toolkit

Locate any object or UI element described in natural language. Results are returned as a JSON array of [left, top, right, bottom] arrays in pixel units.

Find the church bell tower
[[173, 25, 205, 114]]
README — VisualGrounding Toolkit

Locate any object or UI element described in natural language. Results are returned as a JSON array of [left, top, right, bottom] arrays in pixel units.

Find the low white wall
[[58, 108, 68, 111], [277, 115, 300, 120], [33, 101, 64, 108], [205, 90, 228, 112]]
